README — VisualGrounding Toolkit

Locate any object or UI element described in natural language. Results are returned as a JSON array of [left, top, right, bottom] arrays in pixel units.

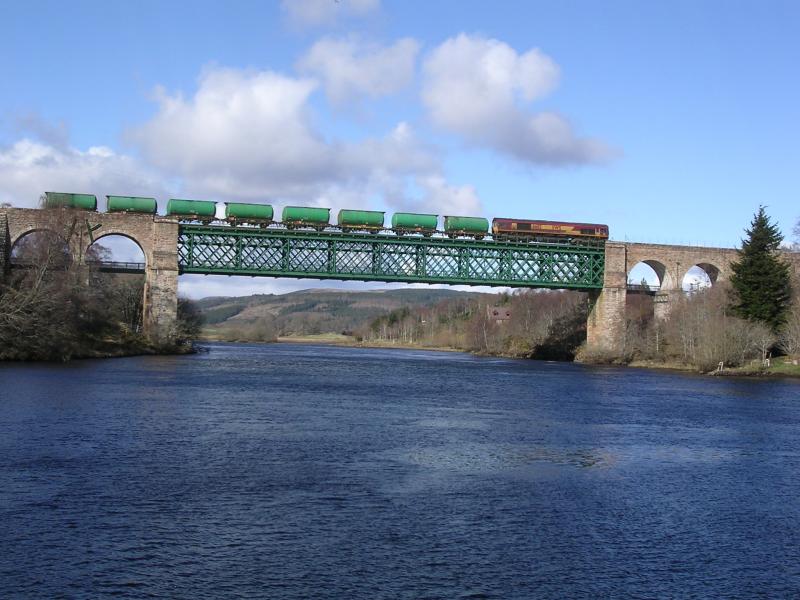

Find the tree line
[[360, 207, 800, 371], [357, 289, 589, 360]]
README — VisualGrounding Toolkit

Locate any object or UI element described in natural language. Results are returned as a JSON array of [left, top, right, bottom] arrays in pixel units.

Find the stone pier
[[586, 242, 627, 353], [0, 212, 8, 276]]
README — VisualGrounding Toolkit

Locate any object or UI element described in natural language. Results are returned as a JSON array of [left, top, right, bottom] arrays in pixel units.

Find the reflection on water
[[401, 444, 612, 472], [1, 342, 800, 599]]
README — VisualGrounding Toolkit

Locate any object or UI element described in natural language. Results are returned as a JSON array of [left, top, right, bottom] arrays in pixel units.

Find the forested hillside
[[196, 288, 489, 342]]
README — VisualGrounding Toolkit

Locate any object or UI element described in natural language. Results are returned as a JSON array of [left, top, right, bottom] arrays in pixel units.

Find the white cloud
[[297, 36, 419, 104], [130, 68, 332, 197], [422, 33, 615, 165], [281, 0, 380, 29], [412, 175, 480, 216], [0, 138, 166, 209], [128, 66, 474, 216]]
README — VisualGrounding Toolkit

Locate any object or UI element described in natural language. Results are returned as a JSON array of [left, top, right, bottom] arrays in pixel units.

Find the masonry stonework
[[586, 240, 800, 353], [1, 207, 179, 344], [0, 212, 8, 278], [586, 242, 627, 352]]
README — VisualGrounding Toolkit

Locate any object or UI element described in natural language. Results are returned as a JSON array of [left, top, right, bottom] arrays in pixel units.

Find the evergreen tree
[[730, 206, 791, 331]]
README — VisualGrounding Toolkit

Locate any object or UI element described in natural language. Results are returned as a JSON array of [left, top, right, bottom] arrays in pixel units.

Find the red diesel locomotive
[[491, 218, 609, 241]]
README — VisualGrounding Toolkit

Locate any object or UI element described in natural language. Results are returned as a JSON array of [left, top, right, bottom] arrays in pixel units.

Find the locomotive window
[[516, 223, 531, 231], [580, 228, 595, 235]]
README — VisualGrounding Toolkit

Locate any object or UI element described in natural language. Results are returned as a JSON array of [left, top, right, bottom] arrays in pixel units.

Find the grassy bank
[[710, 356, 800, 378], [626, 356, 800, 379]]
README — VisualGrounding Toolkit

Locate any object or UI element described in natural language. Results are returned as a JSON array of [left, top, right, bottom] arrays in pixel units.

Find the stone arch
[[10, 226, 66, 251], [695, 262, 721, 283], [682, 262, 721, 291], [9, 227, 72, 266], [627, 259, 676, 290], [88, 231, 148, 268]]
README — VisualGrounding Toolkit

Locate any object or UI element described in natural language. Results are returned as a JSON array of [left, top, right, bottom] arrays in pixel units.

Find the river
[[1, 343, 799, 598]]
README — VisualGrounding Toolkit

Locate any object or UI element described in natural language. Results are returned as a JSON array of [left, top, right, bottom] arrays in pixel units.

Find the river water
[[1, 343, 799, 598]]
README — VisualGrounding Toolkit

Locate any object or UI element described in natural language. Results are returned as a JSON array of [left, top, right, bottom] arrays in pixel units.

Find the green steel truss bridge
[[178, 225, 606, 289]]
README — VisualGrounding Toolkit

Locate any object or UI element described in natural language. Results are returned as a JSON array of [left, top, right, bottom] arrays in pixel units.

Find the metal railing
[[9, 259, 145, 274], [85, 260, 145, 274], [626, 283, 661, 293]]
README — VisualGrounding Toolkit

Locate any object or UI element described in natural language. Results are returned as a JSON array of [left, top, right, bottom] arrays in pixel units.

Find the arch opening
[[627, 260, 673, 292], [10, 229, 71, 268], [87, 234, 147, 334], [88, 233, 146, 268], [682, 264, 719, 292]]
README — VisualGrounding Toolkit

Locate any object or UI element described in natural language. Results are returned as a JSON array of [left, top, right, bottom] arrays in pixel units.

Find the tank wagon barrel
[[391, 212, 438, 235], [225, 202, 273, 224], [337, 209, 385, 231], [107, 195, 157, 214], [43, 192, 97, 211], [444, 216, 489, 239], [282, 206, 331, 230], [166, 199, 217, 221]]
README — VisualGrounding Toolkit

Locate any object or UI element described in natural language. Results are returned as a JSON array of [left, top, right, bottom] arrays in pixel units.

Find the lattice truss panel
[[178, 227, 605, 289]]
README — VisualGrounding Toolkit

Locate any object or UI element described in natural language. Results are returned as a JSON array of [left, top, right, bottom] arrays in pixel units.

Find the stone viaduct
[[0, 207, 179, 344], [586, 241, 800, 352], [2, 206, 798, 349]]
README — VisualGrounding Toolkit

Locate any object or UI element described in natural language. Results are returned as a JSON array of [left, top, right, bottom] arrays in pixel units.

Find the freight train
[[40, 192, 609, 243]]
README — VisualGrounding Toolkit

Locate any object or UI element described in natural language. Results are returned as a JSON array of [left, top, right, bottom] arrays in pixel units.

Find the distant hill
[[195, 288, 489, 342]]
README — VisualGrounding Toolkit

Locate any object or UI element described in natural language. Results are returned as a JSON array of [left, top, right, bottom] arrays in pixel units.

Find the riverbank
[[0, 339, 197, 362], [199, 333, 800, 379], [628, 356, 800, 379], [278, 334, 465, 353]]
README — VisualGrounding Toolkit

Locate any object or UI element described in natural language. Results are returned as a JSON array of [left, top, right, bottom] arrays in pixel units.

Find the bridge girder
[[177, 225, 606, 289]]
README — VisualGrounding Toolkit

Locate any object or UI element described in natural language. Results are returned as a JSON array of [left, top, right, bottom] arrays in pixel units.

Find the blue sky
[[2, 0, 798, 296]]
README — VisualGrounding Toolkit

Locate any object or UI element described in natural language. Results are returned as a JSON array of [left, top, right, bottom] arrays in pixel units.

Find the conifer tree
[[730, 206, 791, 331]]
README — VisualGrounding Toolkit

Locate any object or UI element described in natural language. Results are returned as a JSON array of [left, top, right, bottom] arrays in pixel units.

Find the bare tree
[[779, 302, 800, 356], [750, 322, 776, 364], [794, 217, 800, 246]]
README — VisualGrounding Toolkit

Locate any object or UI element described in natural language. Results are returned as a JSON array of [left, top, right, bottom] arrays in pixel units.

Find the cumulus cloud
[[422, 33, 615, 165], [281, 0, 380, 29], [0, 138, 166, 209], [297, 36, 419, 104], [130, 68, 333, 196], [408, 175, 480, 216], [128, 66, 476, 216], [13, 112, 70, 150]]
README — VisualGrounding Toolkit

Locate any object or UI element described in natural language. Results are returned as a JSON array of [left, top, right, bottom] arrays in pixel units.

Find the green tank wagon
[[43, 192, 97, 211], [107, 195, 157, 214], [282, 206, 330, 230], [225, 202, 274, 224], [444, 215, 489, 239], [166, 199, 217, 221], [337, 209, 385, 231], [391, 212, 438, 235]]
